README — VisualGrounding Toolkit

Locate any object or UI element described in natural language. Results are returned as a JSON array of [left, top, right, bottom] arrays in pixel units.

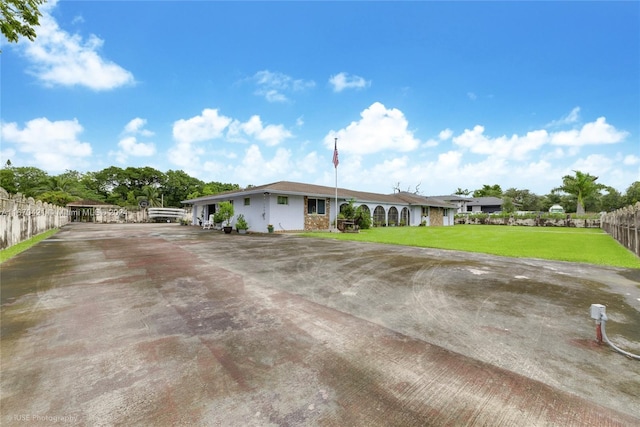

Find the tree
[[625, 181, 640, 205], [553, 171, 605, 215], [599, 187, 623, 212], [503, 188, 543, 212], [38, 190, 77, 206], [164, 169, 204, 207], [217, 201, 234, 226], [0, 0, 45, 50], [0, 161, 17, 193], [3, 166, 49, 197], [138, 185, 162, 207], [473, 184, 502, 198], [501, 197, 515, 213], [454, 188, 471, 197]]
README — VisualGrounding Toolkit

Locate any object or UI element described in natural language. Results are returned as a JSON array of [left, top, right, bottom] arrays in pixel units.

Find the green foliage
[[340, 199, 357, 219], [473, 184, 502, 198], [235, 214, 249, 230], [355, 205, 371, 229], [553, 170, 605, 215], [0, 0, 44, 50], [625, 181, 640, 205], [2, 166, 48, 197], [212, 211, 225, 224], [37, 191, 77, 206], [218, 201, 234, 225], [138, 185, 162, 207], [501, 196, 515, 213]]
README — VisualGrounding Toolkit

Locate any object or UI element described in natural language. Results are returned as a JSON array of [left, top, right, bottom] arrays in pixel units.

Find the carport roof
[[182, 181, 457, 208]]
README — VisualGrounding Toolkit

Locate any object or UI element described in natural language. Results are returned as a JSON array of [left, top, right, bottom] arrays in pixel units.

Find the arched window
[[401, 207, 410, 226], [388, 207, 399, 226], [373, 206, 385, 226]]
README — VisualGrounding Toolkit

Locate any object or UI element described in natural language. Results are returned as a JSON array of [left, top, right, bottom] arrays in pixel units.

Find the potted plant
[[218, 201, 234, 234], [235, 214, 249, 234], [267, 224, 274, 233], [212, 211, 225, 229], [179, 218, 189, 226]]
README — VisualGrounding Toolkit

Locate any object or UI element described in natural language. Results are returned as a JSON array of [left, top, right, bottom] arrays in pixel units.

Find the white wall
[[267, 194, 304, 231]]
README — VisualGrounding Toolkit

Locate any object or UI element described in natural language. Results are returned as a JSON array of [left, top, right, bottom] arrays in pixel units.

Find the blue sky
[[2, 0, 638, 196]]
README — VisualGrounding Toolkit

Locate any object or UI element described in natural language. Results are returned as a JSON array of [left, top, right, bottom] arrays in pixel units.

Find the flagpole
[[334, 137, 338, 232]]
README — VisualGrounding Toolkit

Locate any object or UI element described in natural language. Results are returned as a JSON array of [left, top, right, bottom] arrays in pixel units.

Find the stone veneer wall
[[304, 196, 331, 231]]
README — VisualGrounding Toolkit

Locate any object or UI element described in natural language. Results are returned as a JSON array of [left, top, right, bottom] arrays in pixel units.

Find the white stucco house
[[181, 181, 457, 232], [432, 195, 505, 214]]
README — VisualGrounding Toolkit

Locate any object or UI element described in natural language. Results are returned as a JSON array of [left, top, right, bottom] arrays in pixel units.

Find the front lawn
[[302, 225, 640, 268]]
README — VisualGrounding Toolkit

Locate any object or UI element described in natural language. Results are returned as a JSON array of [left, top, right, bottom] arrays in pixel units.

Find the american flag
[[332, 139, 339, 168]]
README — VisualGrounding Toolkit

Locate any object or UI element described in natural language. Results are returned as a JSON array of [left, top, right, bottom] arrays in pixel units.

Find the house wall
[[188, 193, 455, 231], [268, 194, 305, 231]]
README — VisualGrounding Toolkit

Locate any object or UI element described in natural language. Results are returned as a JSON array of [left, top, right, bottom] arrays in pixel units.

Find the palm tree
[[454, 188, 471, 196], [40, 176, 72, 193], [553, 170, 605, 215], [138, 185, 162, 207]]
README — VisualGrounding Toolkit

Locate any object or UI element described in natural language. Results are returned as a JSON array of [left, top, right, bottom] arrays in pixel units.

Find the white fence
[[0, 188, 69, 250]]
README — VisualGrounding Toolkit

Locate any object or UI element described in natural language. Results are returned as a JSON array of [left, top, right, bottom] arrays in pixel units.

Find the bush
[[218, 201, 234, 225], [235, 214, 249, 230]]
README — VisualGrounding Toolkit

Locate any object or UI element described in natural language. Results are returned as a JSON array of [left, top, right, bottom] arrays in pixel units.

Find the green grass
[[302, 225, 640, 268], [0, 229, 60, 263]]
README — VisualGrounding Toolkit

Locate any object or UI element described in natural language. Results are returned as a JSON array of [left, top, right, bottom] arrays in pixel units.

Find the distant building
[[430, 195, 505, 214], [549, 204, 565, 214]]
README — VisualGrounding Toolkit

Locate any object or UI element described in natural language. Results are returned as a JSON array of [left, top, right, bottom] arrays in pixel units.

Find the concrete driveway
[[2, 223, 639, 426]]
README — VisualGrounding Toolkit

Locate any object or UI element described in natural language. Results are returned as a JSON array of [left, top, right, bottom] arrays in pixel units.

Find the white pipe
[[600, 314, 640, 360]]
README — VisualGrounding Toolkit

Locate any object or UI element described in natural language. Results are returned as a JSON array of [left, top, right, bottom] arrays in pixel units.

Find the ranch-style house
[[181, 181, 456, 233]]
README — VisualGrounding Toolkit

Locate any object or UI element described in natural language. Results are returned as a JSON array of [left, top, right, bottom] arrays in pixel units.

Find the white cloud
[[252, 70, 315, 102], [1, 117, 92, 172], [172, 108, 232, 144], [546, 107, 581, 128], [110, 118, 156, 164], [439, 129, 453, 140], [111, 136, 156, 164], [233, 145, 292, 182], [325, 102, 421, 155], [453, 126, 549, 161], [227, 115, 293, 146], [550, 117, 629, 146], [570, 154, 614, 176], [123, 118, 154, 137], [19, 2, 134, 90], [467, 92, 477, 101], [623, 154, 640, 166], [329, 72, 371, 92]]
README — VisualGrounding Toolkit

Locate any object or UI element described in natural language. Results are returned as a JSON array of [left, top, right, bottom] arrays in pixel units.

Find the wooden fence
[[601, 202, 640, 258]]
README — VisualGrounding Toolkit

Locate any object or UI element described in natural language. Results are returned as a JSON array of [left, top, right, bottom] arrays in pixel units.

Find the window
[[277, 196, 288, 205], [244, 197, 250, 206], [307, 198, 325, 215]]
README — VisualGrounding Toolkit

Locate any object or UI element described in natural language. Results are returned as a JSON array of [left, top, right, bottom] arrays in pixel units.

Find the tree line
[[454, 171, 640, 214], [1, 163, 638, 214], [0, 163, 239, 208]]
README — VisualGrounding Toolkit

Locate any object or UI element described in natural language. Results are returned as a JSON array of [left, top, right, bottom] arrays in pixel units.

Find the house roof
[[182, 181, 457, 208], [465, 197, 503, 206]]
